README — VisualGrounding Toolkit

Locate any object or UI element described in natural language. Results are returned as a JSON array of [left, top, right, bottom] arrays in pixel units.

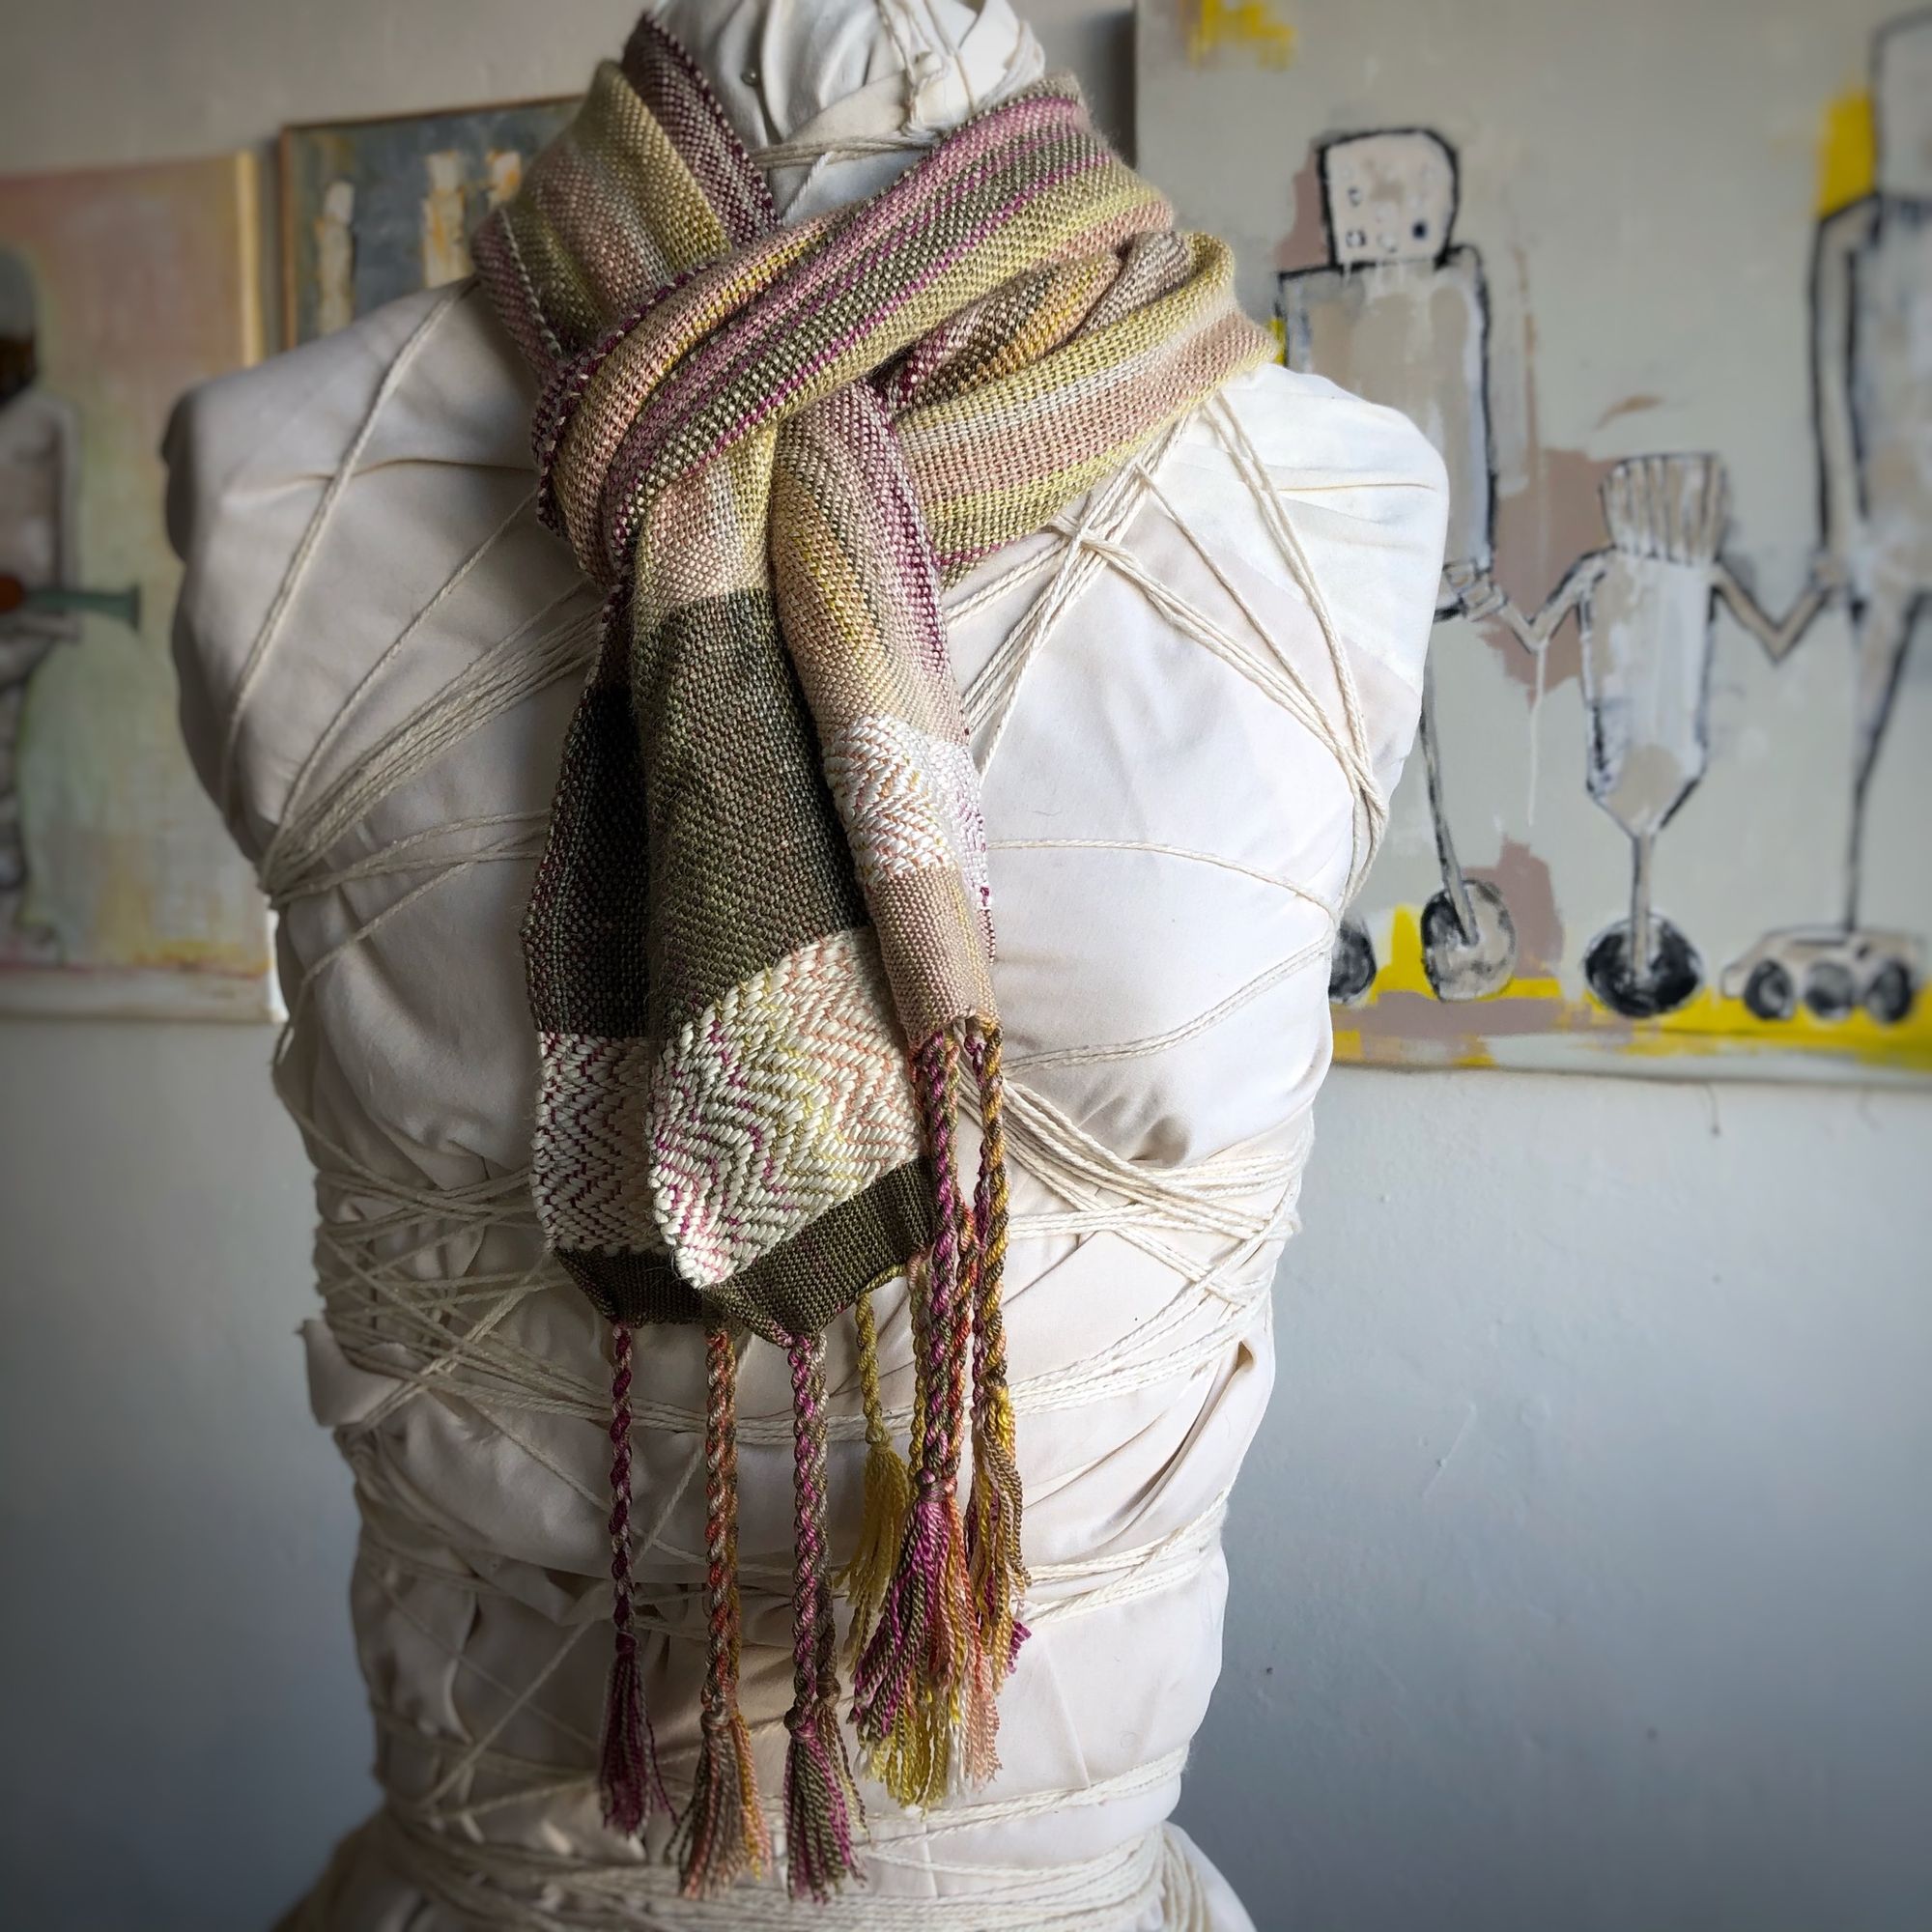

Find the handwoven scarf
[[475, 15, 1271, 1902]]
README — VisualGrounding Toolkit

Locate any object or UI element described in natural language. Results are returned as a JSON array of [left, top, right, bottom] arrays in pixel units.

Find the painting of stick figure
[[0, 247, 151, 957], [0, 246, 81, 957], [1473, 455, 1834, 1017], [1282, 130, 1519, 1005], [1140, 0, 1932, 1081], [1720, 10, 1932, 1029], [0, 154, 270, 1015]]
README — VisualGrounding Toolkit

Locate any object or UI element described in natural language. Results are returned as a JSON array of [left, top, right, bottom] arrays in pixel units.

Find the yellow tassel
[[841, 1435, 912, 1671], [868, 1677, 954, 1810], [838, 1280, 914, 1669]]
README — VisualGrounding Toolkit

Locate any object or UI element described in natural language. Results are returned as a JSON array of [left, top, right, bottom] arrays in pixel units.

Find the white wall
[[1209, 1072, 1932, 1931], [0, 1024, 365, 1928], [1, 5, 1927, 1928]]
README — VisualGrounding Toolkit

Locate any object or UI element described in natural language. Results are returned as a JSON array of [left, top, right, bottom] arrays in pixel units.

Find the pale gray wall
[[1, 5, 1928, 1929]]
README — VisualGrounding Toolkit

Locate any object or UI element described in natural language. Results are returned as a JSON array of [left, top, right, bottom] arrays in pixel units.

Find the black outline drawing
[[0, 245, 139, 956], [1720, 9, 1930, 1028], [1281, 128, 1518, 1006], [1475, 456, 1833, 1018], [1280, 14, 1928, 1035]]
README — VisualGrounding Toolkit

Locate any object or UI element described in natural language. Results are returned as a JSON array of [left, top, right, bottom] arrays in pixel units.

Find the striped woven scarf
[[475, 16, 1270, 1901]]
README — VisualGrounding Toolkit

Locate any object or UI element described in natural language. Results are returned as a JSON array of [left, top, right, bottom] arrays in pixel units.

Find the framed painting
[[1140, 0, 1932, 1082], [280, 97, 576, 345], [0, 152, 273, 1019]]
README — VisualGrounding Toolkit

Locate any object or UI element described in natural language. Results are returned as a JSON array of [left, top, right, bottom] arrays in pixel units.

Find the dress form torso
[[163, 18, 1444, 1923]]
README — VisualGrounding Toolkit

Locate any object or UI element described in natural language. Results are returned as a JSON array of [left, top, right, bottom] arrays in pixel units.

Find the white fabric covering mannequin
[[166, 4, 1444, 1924]]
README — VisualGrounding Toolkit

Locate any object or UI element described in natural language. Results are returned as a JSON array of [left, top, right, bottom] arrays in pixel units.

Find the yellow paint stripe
[[1334, 905, 1932, 1075], [1818, 89, 1876, 216]]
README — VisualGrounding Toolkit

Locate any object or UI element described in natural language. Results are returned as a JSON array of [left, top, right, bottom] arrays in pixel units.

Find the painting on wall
[[1140, 0, 1932, 1082], [281, 98, 576, 345], [0, 153, 272, 1019]]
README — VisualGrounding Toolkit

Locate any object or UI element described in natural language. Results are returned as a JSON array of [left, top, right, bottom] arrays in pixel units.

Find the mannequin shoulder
[[164, 283, 531, 559], [1167, 360, 1449, 586], [163, 284, 541, 846], [1214, 360, 1449, 497], [1158, 357, 1446, 706]]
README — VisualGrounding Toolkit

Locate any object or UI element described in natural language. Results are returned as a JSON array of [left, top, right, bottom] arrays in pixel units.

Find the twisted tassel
[[598, 1321, 668, 1835], [966, 1021, 1028, 1703], [783, 1331, 864, 1901], [852, 1027, 979, 1807], [838, 1277, 914, 1672], [669, 1321, 769, 1894], [956, 1021, 1026, 1782]]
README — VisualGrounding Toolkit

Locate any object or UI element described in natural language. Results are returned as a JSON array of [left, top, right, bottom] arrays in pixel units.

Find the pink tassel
[[669, 1320, 771, 1894], [599, 1321, 668, 1834], [782, 1331, 863, 1899]]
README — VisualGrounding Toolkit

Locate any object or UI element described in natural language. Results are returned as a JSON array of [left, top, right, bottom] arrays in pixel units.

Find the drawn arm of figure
[[1811, 197, 1877, 573], [1712, 554, 1840, 664], [1452, 553, 1606, 655]]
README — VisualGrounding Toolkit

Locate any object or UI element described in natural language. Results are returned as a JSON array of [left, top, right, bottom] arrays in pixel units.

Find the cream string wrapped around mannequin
[[165, 2, 1446, 1924]]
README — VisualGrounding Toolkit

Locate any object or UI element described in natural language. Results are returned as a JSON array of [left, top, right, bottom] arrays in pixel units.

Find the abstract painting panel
[[281, 99, 575, 344], [0, 153, 271, 1018], [1140, 0, 1932, 1081]]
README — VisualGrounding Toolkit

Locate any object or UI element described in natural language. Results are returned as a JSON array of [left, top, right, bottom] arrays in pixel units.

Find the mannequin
[[166, 5, 1445, 1926]]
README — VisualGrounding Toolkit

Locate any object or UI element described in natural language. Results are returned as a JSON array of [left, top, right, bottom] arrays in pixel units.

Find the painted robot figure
[[0, 246, 80, 956], [0, 246, 141, 957], [1281, 128, 1518, 1005], [1722, 10, 1932, 1028], [1475, 456, 1832, 1019]]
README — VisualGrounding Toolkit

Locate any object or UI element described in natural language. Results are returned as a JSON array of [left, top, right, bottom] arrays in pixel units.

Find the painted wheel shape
[[1583, 915, 1704, 1019], [1864, 960, 1917, 1026], [1328, 917, 1378, 1005], [1803, 959, 1859, 1022], [1419, 879, 1517, 1002], [1741, 958, 1797, 1023]]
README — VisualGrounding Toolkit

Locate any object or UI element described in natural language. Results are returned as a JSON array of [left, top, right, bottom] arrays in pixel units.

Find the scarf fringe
[[598, 1321, 669, 1835], [604, 1020, 1028, 1869], [670, 1321, 771, 1894], [783, 1332, 865, 1900], [849, 1020, 1025, 1807]]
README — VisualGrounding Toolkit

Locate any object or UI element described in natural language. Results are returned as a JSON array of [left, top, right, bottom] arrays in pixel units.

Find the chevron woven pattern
[[649, 930, 925, 1290]]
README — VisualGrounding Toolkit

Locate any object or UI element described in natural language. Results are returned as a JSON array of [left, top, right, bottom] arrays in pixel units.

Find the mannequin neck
[[647, 1, 1044, 222]]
